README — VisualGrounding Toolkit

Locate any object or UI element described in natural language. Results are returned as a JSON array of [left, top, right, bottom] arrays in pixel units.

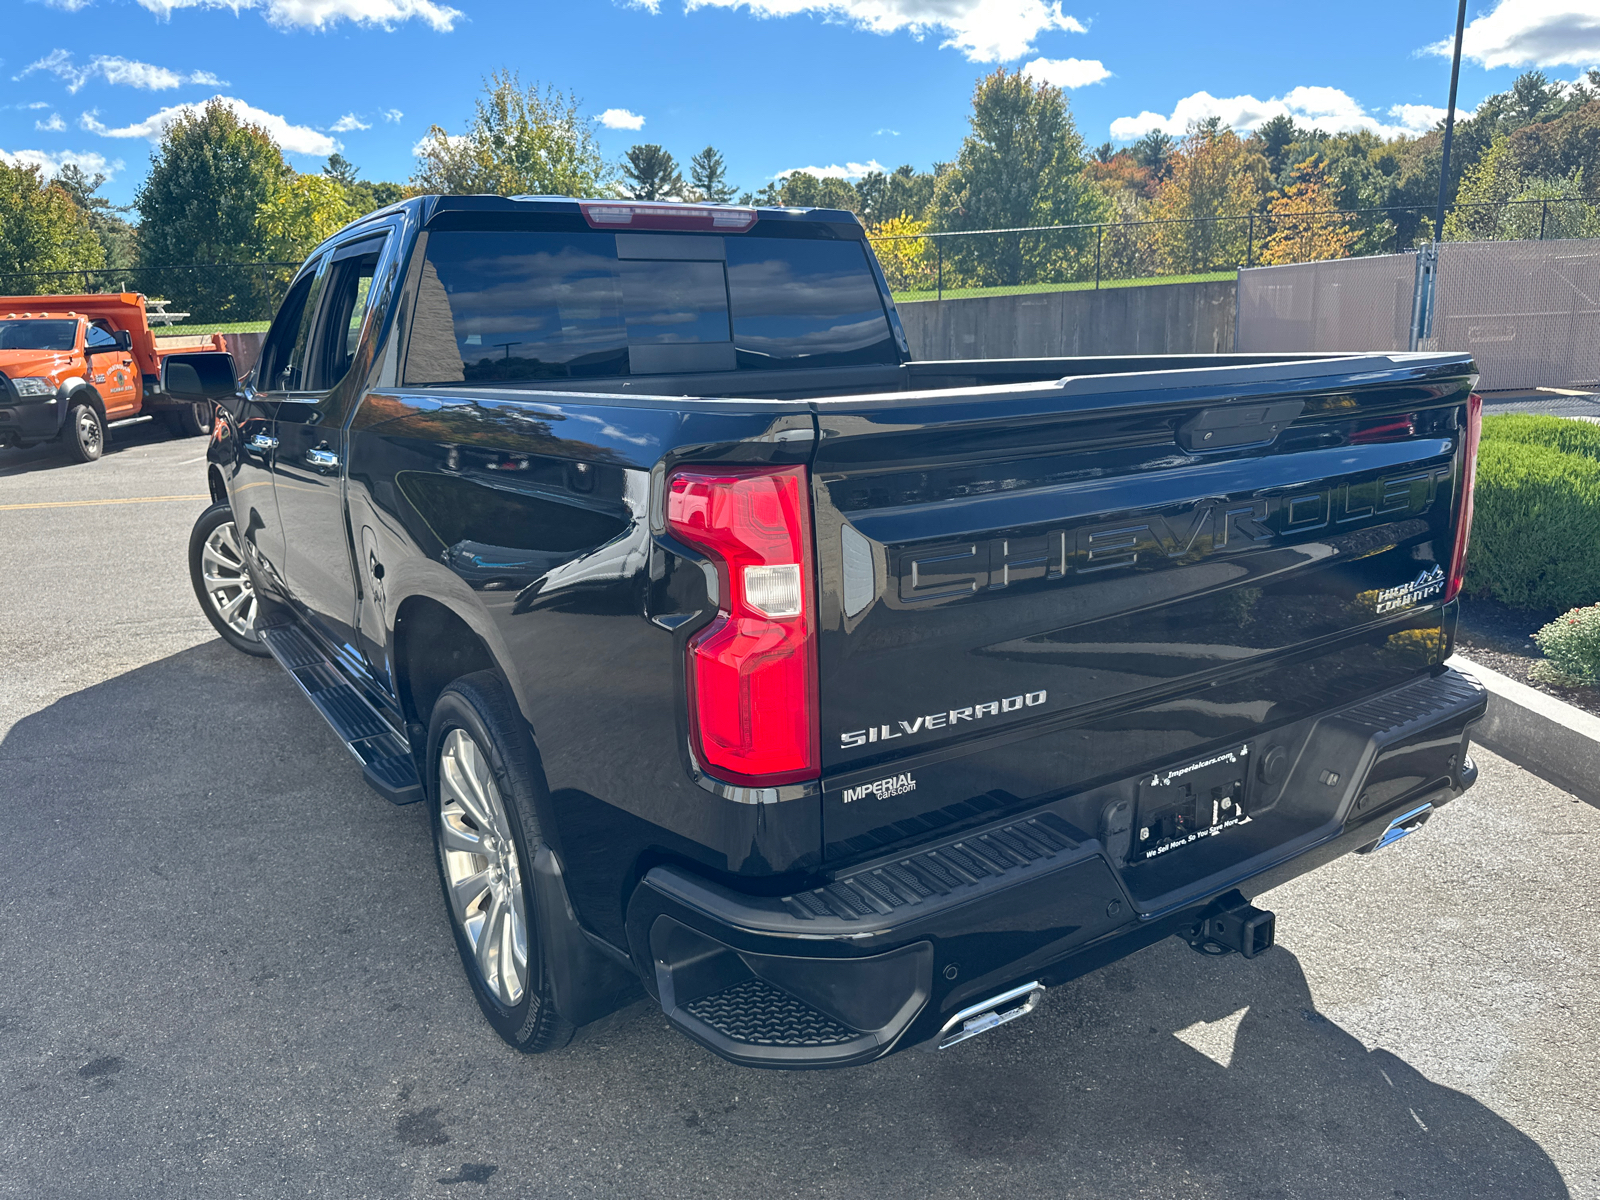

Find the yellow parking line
[[0, 493, 209, 512]]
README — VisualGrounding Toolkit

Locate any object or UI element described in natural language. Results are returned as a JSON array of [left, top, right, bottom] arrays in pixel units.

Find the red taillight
[[666, 464, 818, 786], [579, 201, 757, 231], [1444, 392, 1483, 604]]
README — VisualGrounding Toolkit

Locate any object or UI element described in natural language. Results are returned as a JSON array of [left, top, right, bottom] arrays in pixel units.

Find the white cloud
[[132, 0, 462, 31], [1021, 55, 1109, 88], [16, 49, 229, 93], [1110, 85, 1459, 142], [25, 102, 52, 110], [40, 0, 95, 10], [382, 108, 403, 122], [0, 148, 124, 178], [874, 127, 900, 135], [412, 131, 468, 156], [1388, 103, 1449, 134], [81, 95, 340, 156], [777, 159, 884, 179], [598, 107, 645, 130], [677, 0, 1086, 64], [1425, 0, 1600, 70], [36, 113, 66, 131], [330, 112, 371, 131]]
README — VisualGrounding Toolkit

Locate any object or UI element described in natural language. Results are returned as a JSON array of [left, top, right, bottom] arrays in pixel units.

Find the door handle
[[306, 447, 341, 470], [248, 433, 278, 452]]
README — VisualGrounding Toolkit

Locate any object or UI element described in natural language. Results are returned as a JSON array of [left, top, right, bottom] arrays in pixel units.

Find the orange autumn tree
[[1258, 157, 1357, 265]]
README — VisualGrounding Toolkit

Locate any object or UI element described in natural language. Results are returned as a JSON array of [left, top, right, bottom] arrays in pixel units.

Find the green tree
[[412, 70, 612, 197], [322, 154, 406, 218], [688, 146, 735, 203], [1444, 135, 1600, 240], [622, 144, 685, 200], [1150, 122, 1268, 272], [1255, 114, 1300, 179], [0, 161, 105, 286], [777, 171, 859, 211], [855, 164, 937, 224], [256, 173, 359, 262], [1131, 130, 1175, 181], [54, 164, 136, 271], [931, 68, 1110, 287], [136, 99, 286, 266], [322, 153, 359, 187]]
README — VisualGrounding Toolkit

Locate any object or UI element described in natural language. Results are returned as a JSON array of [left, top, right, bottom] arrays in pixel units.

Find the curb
[[1448, 653, 1600, 808]]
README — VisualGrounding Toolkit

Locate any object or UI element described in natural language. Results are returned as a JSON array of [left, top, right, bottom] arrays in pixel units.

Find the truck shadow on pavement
[[0, 419, 191, 478], [0, 641, 1572, 1200]]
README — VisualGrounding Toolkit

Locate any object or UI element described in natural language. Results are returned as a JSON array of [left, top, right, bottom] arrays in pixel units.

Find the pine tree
[[622, 144, 685, 200], [689, 146, 734, 203]]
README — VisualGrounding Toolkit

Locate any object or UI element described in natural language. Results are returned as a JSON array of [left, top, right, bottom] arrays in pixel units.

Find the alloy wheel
[[437, 729, 529, 1007], [200, 521, 258, 637]]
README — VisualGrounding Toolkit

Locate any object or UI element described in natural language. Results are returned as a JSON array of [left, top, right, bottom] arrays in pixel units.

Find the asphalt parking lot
[[1, 424, 1597, 1200]]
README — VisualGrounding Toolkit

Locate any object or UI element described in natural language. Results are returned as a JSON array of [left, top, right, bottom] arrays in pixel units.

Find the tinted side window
[[726, 239, 896, 369], [256, 267, 321, 392], [85, 324, 118, 350], [306, 245, 384, 391]]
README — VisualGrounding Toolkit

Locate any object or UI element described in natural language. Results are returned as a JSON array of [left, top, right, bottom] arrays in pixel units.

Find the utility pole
[[1433, 0, 1468, 242], [1414, 0, 1469, 351]]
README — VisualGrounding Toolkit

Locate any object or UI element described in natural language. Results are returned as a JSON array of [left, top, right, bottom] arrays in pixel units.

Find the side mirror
[[161, 351, 239, 401], [113, 329, 133, 351]]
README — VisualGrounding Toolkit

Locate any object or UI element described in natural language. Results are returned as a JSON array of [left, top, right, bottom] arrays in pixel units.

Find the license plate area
[[1132, 745, 1251, 864]]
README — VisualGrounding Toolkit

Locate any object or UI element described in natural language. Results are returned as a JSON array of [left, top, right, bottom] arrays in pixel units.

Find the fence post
[[82, 271, 91, 293], [936, 240, 943, 303], [1095, 225, 1102, 290], [1245, 213, 1254, 269], [1539, 200, 1548, 240]]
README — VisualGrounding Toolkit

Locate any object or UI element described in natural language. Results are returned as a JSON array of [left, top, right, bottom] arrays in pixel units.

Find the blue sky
[[3, 0, 1596, 209]]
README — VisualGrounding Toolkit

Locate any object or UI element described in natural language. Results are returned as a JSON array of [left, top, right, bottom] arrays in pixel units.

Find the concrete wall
[[896, 278, 1236, 361], [220, 331, 266, 380]]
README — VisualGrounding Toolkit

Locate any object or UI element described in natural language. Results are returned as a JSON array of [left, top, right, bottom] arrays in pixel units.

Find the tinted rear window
[[403, 230, 895, 385]]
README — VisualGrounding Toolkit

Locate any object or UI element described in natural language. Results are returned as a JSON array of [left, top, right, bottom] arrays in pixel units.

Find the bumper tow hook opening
[[938, 981, 1045, 1050], [1187, 892, 1276, 959], [1358, 802, 1434, 855]]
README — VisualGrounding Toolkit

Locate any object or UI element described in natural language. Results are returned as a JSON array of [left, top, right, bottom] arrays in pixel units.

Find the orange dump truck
[[0, 292, 231, 462]]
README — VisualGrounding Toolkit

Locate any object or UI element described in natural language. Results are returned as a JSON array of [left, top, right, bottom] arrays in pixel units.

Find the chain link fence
[[1430, 239, 1600, 391], [0, 263, 298, 328], [870, 197, 1597, 303]]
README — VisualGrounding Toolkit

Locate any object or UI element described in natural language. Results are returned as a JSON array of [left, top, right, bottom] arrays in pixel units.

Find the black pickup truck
[[175, 195, 1487, 1069]]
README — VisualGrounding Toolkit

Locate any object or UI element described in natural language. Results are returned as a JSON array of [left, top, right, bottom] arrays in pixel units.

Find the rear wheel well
[[394, 597, 497, 736]]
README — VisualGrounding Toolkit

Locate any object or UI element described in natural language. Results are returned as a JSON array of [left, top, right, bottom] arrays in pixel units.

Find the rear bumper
[[627, 667, 1487, 1069]]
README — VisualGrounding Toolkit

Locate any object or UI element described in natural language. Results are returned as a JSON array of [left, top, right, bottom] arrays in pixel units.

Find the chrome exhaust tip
[[1359, 801, 1434, 854], [938, 981, 1045, 1050]]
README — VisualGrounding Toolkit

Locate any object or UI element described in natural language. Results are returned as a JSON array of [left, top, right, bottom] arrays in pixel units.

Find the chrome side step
[[938, 981, 1045, 1049], [257, 621, 423, 805], [1359, 802, 1434, 854]]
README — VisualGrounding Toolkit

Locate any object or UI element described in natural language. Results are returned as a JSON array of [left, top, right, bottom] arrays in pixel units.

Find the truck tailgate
[[810, 353, 1477, 863]]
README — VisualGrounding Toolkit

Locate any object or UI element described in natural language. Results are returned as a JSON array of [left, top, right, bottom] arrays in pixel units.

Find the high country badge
[[1375, 565, 1446, 614]]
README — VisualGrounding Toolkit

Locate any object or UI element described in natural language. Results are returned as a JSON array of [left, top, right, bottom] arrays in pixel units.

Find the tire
[[427, 671, 574, 1054], [64, 402, 104, 463], [165, 402, 213, 439], [188, 502, 270, 657]]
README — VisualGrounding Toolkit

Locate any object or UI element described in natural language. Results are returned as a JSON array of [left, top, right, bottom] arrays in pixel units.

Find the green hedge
[[1480, 413, 1600, 461], [1464, 437, 1600, 611]]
